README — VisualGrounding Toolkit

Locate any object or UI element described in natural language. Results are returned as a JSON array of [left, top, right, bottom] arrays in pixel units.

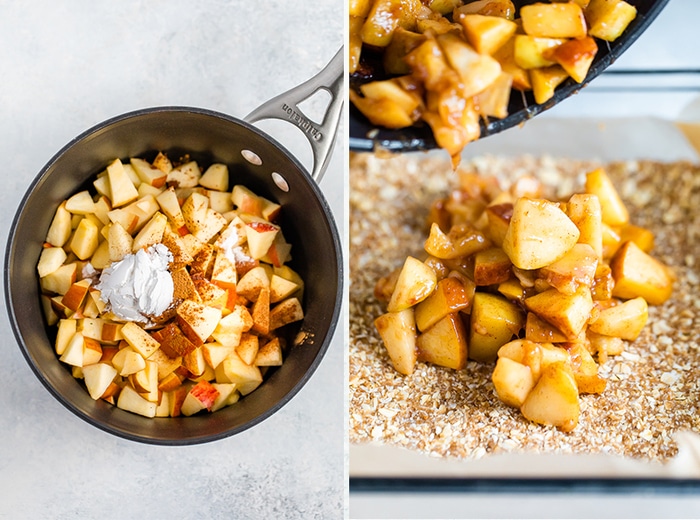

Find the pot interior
[[5, 107, 342, 444]]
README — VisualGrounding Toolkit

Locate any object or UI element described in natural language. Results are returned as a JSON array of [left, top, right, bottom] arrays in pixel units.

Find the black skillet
[[349, 0, 671, 152]]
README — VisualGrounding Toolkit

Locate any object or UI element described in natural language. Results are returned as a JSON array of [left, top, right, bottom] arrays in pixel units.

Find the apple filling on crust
[[37, 153, 305, 418], [373, 166, 673, 432]]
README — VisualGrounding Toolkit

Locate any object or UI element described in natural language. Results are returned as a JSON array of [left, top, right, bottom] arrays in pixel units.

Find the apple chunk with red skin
[[181, 380, 220, 416], [245, 221, 280, 260]]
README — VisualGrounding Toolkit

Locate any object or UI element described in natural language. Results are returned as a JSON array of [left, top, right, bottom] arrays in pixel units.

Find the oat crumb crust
[[349, 152, 700, 462]]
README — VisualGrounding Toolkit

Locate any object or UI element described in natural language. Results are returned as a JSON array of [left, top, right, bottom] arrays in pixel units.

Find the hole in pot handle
[[244, 47, 344, 184]]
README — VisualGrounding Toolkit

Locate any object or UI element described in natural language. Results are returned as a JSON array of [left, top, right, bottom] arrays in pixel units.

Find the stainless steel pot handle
[[244, 48, 344, 184]]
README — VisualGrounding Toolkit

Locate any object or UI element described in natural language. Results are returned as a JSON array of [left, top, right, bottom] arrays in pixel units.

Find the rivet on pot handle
[[244, 47, 344, 184]]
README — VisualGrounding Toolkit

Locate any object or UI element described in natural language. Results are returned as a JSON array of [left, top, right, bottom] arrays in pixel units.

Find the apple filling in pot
[[371, 162, 674, 433], [37, 152, 305, 418]]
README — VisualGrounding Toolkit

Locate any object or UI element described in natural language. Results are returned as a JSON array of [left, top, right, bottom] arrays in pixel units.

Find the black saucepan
[[349, 0, 670, 152], [5, 49, 343, 445]]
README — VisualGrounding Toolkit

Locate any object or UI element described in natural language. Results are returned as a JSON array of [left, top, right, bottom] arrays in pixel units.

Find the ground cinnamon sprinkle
[[349, 151, 700, 462]]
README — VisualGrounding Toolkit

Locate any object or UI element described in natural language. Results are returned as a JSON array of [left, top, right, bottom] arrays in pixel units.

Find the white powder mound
[[96, 243, 174, 323]]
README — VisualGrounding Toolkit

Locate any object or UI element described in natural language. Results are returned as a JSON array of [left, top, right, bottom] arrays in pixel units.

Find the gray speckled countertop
[[0, 2, 344, 519]]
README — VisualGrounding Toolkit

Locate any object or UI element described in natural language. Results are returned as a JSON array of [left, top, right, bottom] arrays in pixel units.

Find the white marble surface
[[0, 2, 345, 519]]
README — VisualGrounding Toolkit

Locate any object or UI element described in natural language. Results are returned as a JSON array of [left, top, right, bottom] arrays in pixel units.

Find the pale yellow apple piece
[[181, 191, 209, 233], [567, 193, 603, 259], [121, 321, 161, 359], [350, 78, 422, 130], [65, 190, 96, 215], [414, 276, 474, 332], [107, 158, 139, 208], [89, 240, 111, 270], [585, 167, 629, 227], [37, 246, 68, 278], [202, 342, 235, 370], [69, 218, 100, 261], [82, 363, 118, 400], [469, 292, 524, 362], [269, 274, 299, 303], [46, 201, 73, 247], [208, 190, 234, 215], [131, 212, 168, 252], [525, 288, 594, 340], [502, 198, 580, 270], [539, 243, 599, 295], [222, 352, 264, 395], [589, 296, 648, 341], [424, 223, 490, 260], [254, 338, 284, 367], [520, 361, 579, 432], [40, 262, 78, 296], [235, 334, 259, 366], [176, 300, 222, 346], [130, 157, 167, 188], [55, 319, 77, 356], [585, 0, 637, 41], [375, 308, 418, 376], [156, 187, 188, 235], [610, 241, 673, 305], [211, 383, 238, 412], [117, 384, 157, 418], [459, 14, 517, 55], [521, 1, 587, 38], [387, 256, 437, 313], [108, 221, 134, 263], [167, 161, 201, 188], [492, 357, 535, 408], [232, 185, 264, 218], [199, 163, 228, 191], [237, 266, 270, 302], [530, 65, 570, 104], [437, 32, 502, 98], [416, 312, 468, 370], [112, 347, 146, 376], [245, 221, 280, 259], [59, 331, 85, 367], [513, 35, 565, 69], [269, 297, 304, 330], [212, 305, 253, 347]]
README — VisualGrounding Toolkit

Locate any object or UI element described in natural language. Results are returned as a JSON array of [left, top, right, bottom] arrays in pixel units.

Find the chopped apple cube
[[417, 312, 468, 370], [37, 246, 68, 278], [521, 2, 587, 39], [492, 357, 535, 408], [82, 363, 118, 400], [46, 201, 73, 247], [121, 321, 162, 359], [610, 241, 674, 305], [70, 218, 100, 261], [469, 292, 524, 362], [520, 361, 579, 432], [503, 198, 580, 270], [222, 352, 263, 395], [387, 256, 438, 312], [375, 308, 418, 375], [107, 158, 139, 208], [585, 0, 637, 41], [117, 384, 157, 418]]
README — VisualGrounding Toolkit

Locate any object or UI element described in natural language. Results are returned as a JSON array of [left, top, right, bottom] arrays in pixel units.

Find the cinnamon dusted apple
[[373, 164, 673, 431], [37, 152, 306, 418]]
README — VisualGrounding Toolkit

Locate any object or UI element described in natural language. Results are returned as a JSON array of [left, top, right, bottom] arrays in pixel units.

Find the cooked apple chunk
[[375, 308, 418, 376]]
